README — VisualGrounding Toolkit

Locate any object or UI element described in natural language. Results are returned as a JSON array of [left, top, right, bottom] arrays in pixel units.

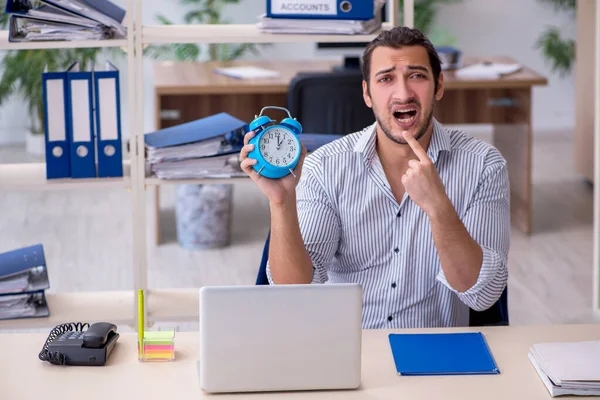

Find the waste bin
[[175, 183, 233, 249]]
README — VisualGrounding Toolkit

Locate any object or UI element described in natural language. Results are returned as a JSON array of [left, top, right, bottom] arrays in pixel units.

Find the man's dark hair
[[361, 26, 442, 94]]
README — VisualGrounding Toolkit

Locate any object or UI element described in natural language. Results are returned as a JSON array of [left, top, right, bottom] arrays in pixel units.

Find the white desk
[[4, 324, 600, 399]]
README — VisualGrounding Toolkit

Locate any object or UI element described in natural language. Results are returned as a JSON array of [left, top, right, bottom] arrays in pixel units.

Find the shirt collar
[[354, 118, 452, 165], [427, 118, 452, 164]]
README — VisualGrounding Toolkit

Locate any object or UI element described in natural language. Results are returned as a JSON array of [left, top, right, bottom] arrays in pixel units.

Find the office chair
[[286, 70, 375, 135], [255, 231, 509, 326]]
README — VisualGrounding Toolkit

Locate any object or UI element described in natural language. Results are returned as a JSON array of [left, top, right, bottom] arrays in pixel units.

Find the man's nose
[[393, 78, 414, 103]]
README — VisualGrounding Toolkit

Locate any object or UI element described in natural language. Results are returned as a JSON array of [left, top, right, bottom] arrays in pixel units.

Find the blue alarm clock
[[248, 106, 302, 179]]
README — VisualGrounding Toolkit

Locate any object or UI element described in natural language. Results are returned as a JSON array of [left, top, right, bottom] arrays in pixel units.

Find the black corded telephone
[[38, 322, 119, 366]]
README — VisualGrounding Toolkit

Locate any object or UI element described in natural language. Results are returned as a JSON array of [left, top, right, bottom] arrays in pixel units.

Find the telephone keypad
[[57, 331, 84, 341]]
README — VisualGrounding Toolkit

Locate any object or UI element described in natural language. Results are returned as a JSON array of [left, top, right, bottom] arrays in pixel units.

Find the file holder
[[138, 330, 175, 362]]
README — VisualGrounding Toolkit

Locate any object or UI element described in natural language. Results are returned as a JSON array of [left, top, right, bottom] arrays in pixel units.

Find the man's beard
[[375, 101, 434, 145]]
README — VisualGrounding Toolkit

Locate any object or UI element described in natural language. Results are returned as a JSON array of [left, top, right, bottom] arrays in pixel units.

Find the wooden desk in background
[[5, 324, 600, 399], [152, 58, 547, 235]]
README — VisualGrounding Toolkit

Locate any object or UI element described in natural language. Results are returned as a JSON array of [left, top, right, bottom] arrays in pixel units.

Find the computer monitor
[[315, 3, 387, 71]]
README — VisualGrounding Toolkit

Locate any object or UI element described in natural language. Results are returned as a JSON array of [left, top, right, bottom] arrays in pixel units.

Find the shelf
[[0, 32, 128, 51], [0, 162, 131, 191], [145, 175, 250, 186], [142, 23, 393, 45], [0, 288, 200, 331], [0, 290, 134, 330]]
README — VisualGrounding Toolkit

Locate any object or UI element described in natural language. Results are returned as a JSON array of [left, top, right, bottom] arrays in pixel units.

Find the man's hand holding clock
[[240, 129, 308, 206]]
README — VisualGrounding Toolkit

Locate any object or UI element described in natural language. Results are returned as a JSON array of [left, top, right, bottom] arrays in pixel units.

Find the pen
[[138, 289, 144, 358]]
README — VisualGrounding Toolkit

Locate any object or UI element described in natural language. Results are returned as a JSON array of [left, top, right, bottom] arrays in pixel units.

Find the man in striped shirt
[[240, 27, 510, 329]]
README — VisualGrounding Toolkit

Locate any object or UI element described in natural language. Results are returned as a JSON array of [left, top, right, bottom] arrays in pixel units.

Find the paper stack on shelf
[[257, 0, 386, 35], [528, 340, 600, 397], [257, 15, 381, 35], [144, 113, 250, 180], [4, 0, 127, 42], [145, 111, 345, 180], [151, 153, 245, 180], [0, 244, 50, 321]]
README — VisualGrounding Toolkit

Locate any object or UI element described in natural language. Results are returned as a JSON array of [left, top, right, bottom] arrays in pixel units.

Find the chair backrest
[[256, 231, 509, 326], [468, 286, 509, 326], [286, 70, 375, 135]]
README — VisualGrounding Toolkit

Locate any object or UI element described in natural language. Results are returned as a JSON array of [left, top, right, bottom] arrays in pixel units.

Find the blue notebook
[[388, 332, 500, 376]]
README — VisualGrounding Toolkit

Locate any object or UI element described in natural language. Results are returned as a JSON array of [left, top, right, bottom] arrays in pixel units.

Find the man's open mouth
[[393, 109, 417, 123]]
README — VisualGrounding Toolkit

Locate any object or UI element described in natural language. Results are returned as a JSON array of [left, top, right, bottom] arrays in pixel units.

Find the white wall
[[0, 0, 576, 145], [435, 0, 576, 133]]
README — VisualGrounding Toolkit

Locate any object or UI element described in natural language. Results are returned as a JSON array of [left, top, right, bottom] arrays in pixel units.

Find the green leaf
[[535, 26, 575, 77], [156, 15, 174, 25]]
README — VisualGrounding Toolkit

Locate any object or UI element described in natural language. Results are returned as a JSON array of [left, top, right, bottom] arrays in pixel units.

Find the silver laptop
[[198, 283, 363, 393]]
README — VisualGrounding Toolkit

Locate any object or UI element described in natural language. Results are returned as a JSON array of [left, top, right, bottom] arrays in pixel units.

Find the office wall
[[434, 0, 576, 134], [0, 0, 576, 145]]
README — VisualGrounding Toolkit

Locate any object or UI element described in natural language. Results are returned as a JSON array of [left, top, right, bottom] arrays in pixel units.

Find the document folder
[[266, 0, 374, 20], [93, 61, 123, 178], [42, 65, 71, 179], [67, 61, 96, 178], [0, 244, 50, 320], [0, 243, 50, 295], [388, 332, 500, 376], [144, 112, 248, 149], [5, 0, 102, 29], [39, 0, 127, 37], [144, 112, 248, 163]]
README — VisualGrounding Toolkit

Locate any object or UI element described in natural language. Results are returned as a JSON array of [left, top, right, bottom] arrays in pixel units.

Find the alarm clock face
[[258, 127, 299, 167]]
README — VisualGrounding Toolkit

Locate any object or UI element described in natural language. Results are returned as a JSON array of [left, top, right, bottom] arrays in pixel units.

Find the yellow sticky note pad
[[139, 330, 175, 362]]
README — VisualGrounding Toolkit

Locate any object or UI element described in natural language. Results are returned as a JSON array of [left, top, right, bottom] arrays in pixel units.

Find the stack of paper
[[213, 66, 280, 80], [528, 340, 600, 397], [455, 62, 522, 80], [5, 0, 127, 42], [257, 0, 386, 35], [257, 15, 381, 34], [144, 113, 249, 180], [145, 112, 345, 180], [151, 153, 246, 180]]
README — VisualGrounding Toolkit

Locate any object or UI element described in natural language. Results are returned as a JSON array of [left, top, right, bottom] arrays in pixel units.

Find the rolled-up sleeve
[[266, 163, 341, 284], [436, 157, 510, 311]]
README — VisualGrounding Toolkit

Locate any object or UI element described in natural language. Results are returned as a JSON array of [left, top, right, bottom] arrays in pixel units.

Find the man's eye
[[379, 76, 391, 83], [411, 73, 426, 79]]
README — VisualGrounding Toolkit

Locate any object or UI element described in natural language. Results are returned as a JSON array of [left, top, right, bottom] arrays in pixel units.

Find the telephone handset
[[39, 322, 120, 366]]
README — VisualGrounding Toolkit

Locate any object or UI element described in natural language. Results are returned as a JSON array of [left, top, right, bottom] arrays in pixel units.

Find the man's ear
[[435, 72, 445, 101], [362, 80, 372, 108]]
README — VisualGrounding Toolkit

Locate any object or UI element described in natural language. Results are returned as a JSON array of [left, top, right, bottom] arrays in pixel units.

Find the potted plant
[[399, 0, 463, 47], [534, 0, 575, 77], [0, 2, 114, 154]]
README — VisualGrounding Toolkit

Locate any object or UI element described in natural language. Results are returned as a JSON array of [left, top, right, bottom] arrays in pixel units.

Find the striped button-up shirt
[[267, 118, 510, 329]]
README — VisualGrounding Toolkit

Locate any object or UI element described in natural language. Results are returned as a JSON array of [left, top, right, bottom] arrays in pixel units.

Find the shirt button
[[394, 247, 399, 253], [387, 316, 393, 321], [396, 210, 401, 217], [391, 282, 397, 288]]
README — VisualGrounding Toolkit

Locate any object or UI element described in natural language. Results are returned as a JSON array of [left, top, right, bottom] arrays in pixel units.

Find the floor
[[0, 130, 597, 330]]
